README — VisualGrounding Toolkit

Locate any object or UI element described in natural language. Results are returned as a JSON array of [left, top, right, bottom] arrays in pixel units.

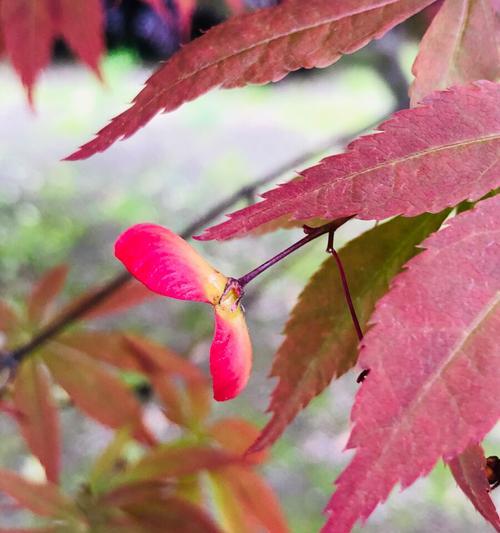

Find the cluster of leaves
[[1, 0, 499, 531], [0, 0, 247, 103], [65, 0, 497, 530], [0, 269, 287, 532]]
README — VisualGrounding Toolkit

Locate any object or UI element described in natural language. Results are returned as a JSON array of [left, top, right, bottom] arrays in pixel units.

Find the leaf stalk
[[237, 219, 350, 288]]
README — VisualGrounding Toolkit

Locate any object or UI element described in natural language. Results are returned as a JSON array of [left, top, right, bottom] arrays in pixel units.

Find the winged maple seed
[[115, 219, 352, 401], [114, 223, 252, 401]]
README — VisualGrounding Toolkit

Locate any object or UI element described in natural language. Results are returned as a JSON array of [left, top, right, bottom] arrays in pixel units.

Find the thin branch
[[237, 218, 351, 287], [178, 121, 382, 238], [9, 272, 131, 364], [0, 114, 388, 375]]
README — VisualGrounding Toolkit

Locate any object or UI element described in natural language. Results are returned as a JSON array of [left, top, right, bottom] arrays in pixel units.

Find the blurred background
[[0, 1, 498, 531]]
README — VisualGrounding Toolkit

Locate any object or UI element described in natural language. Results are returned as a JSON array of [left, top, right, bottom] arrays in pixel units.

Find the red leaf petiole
[[326, 229, 363, 343], [236, 218, 351, 289], [226, 217, 364, 355]]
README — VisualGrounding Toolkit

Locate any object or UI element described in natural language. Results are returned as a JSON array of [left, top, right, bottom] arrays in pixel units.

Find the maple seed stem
[[237, 220, 347, 288]]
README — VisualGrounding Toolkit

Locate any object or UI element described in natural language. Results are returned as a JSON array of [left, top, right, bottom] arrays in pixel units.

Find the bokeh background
[[0, 1, 498, 531]]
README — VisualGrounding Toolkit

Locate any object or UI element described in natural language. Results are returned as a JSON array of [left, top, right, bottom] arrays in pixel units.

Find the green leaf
[[88, 427, 132, 494], [250, 211, 449, 452], [209, 471, 250, 533]]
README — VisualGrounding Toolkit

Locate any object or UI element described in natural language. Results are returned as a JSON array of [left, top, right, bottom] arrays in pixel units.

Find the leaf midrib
[[391, 292, 499, 435], [361, 231, 500, 472], [269, 133, 500, 216], [448, 0, 471, 80]]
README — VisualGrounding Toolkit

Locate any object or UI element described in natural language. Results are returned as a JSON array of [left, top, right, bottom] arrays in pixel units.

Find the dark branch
[[9, 271, 131, 365], [0, 113, 390, 378], [237, 218, 351, 287]]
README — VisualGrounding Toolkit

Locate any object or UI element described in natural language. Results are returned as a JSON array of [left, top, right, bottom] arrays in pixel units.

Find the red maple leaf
[[410, 0, 499, 105], [199, 82, 500, 241], [323, 195, 500, 532], [448, 444, 500, 531], [0, 0, 104, 104], [67, 0, 434, 159]]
